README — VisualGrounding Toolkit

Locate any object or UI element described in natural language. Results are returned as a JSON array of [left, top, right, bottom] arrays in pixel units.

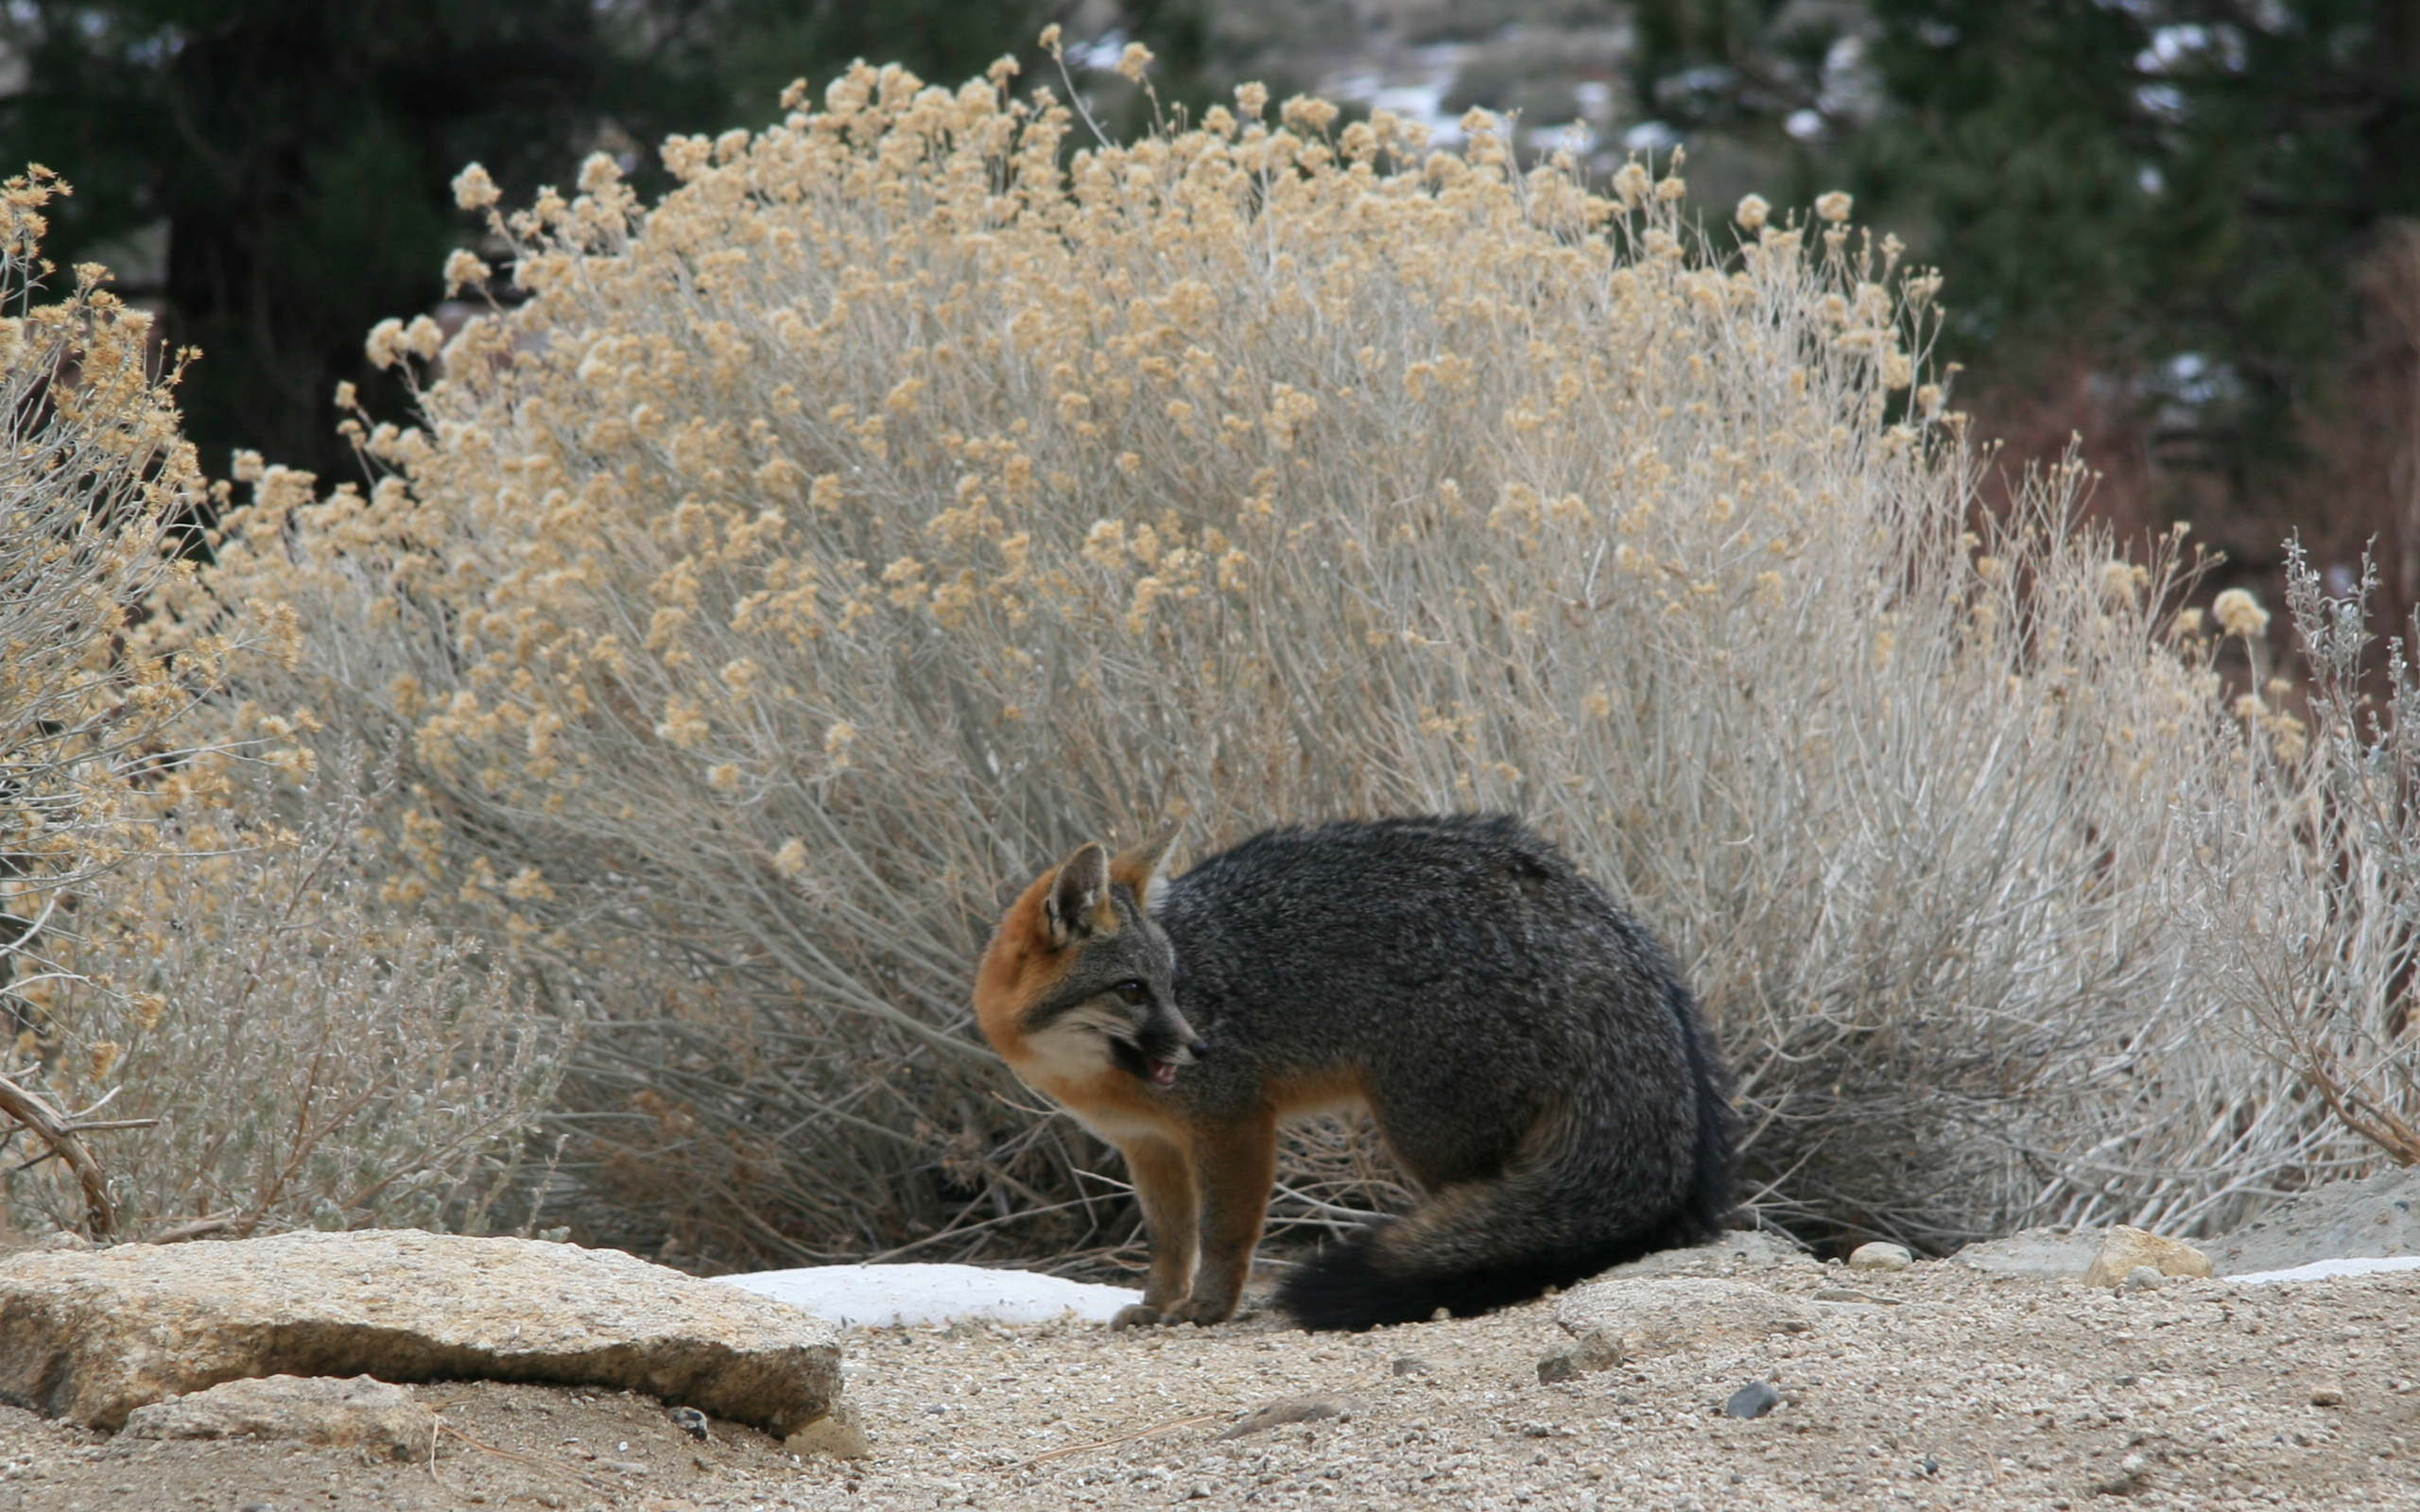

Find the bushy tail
[[1277, 984, 1736, 1332]]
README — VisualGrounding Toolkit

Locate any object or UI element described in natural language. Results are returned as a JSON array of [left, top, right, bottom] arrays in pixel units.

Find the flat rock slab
[[1950, 1227, 2107, 1278], [1598, 1229, 1819, 1279], [1555, 1278, 1813, 1358], [0, 1229, 840, 1434], [123, 1374, 433, 1459]]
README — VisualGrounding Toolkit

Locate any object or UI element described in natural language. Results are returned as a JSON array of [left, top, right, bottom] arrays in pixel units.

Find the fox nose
[[1187, 1040, 1210, 1059]]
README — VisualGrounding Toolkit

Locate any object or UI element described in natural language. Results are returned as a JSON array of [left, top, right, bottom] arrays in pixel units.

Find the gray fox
[[973, 814, 1735, 1331]]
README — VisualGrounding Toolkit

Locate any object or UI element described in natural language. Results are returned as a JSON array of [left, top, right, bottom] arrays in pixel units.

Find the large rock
[[0, 1229, 842, 1434], [1945, 1170, 2420, 1282], [2081, 1227, 2212, 1289], [123, 1375, 434, 1459], [2207, 1166, 2420, 1276], [1555, 1278, 1813, 1359]]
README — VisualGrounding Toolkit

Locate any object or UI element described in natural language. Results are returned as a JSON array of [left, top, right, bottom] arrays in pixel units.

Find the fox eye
[[1113, 980, 1150, 1005]]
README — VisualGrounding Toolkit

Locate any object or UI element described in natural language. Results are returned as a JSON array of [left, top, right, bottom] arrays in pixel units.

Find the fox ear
[[1044, 842, 1112, 947], [1110, 824, 1178, 913]]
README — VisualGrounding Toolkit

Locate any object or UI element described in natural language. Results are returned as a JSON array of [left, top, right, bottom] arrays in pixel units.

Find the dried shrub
[[3, 756, 575, 1241], [194, 65, 2377, 1265], [0, 166, 221, 1012], [0, 172, 565, 1243], [2187, 545, 2420, 1170]]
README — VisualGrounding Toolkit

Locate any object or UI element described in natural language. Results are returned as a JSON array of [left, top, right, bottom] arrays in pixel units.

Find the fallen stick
[[1005, 1412, 1225, 1470], [141, 1212, 246, 1245], [436, 1418, 614, 1491]]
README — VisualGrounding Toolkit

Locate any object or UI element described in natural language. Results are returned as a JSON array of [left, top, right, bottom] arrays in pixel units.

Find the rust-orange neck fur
[[974, 868, 1065, 1070]]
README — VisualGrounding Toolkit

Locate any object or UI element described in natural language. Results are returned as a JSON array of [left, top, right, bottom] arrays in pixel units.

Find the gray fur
[[1051, 813, 1735, 1327]]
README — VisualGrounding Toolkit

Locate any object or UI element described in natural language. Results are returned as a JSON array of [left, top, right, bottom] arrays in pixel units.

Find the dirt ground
[[3, 1242, 2416, 1512]]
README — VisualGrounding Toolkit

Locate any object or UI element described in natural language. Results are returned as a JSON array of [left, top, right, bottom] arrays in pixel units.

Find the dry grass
[[187, 60, 2402, 1265]]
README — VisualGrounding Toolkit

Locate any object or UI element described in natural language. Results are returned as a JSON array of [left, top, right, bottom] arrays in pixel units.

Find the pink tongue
[[1149, 1062, 1177, 1087]]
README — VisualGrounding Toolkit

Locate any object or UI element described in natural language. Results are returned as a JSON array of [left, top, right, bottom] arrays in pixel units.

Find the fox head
[[975, 830, 1206, 1091]]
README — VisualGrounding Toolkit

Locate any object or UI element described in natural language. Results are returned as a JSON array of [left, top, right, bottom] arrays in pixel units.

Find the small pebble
[[1848, 1242, 1913, 1271], [1390, 1356, 1431, 1377], [1724, 1380, 1781, 1419], [1536, 1329, 1622, 1383], [2090, 1469, 2135, 1496], [2312, 1383, 2345, 1407]]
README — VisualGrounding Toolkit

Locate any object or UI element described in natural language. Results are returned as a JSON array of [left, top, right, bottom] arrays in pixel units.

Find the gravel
[[3, 1241, 2417, 1510]]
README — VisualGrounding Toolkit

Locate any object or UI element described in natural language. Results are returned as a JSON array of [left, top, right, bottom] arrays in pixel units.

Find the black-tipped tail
[[1274, 1221, 1654, 1332], [1275, 1199, 1718, 1332]]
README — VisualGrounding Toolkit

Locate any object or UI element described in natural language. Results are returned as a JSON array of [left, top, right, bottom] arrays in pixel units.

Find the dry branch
[[0, 1072, 114, 1238]]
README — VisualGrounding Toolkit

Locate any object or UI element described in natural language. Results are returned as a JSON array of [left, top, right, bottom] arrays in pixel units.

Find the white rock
[[1847, 1243, 1912, 1272]]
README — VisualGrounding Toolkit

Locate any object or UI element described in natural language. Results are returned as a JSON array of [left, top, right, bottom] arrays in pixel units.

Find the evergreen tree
[[0, 1, 1059, 477], [1632, 0, 2420, 497]]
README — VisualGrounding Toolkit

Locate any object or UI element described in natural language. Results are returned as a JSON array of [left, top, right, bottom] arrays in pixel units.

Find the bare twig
[[0, 1072, 113, 1238], [141, 1211, 247, 1245], [1005, 1413, 1224, 1470], [435, 1419, 613, 1492]]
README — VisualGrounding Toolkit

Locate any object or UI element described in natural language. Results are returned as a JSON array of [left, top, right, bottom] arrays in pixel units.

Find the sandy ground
[[4, 1240, 2417, 1512]]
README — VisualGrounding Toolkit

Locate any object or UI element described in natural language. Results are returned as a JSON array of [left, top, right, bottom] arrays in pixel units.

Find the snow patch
[[715, 1263, 1140, 1328], [2230, 1254, 2420, 1286]]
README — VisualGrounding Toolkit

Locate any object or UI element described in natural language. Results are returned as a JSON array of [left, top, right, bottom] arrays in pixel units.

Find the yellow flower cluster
[[0, 169, 233, 1012]]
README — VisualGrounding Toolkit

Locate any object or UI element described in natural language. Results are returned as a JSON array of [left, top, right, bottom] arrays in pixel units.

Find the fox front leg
[[1111, 1135, 1199, 1330], [1161, 1108, 1277, 1326]]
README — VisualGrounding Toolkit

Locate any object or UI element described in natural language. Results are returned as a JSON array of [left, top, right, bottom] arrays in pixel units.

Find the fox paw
[[1113, 1299, 1237, 1328]]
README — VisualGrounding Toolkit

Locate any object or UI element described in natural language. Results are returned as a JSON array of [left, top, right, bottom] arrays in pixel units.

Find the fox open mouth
[[1110, 1038, 1182, 1087]]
